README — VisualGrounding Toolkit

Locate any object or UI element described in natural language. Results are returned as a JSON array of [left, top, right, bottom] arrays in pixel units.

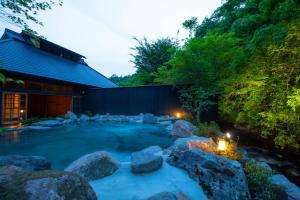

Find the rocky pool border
[[4, 112, 177, 133]]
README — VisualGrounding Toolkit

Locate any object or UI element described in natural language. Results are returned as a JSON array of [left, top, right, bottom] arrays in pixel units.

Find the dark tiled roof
[[0, 29, 118, 88]]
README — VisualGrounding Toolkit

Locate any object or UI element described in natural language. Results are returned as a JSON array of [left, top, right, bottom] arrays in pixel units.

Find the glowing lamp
[[218, 140, 227, 151], [176, 112, 181, 118], [226, 132, 231, 139], [20, 109, 24, 113]]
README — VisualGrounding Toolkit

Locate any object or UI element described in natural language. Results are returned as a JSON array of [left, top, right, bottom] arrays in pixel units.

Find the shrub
[[243, 161, 285, 200], [194, 121, 220, 137]]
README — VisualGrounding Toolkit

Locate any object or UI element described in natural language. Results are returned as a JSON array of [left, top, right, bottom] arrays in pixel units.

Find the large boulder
[[0, 169, 96, 200], [171, 120, 197, 139], [142, 113, 158, 124], [0, 155, 51, 171], [167, 136, 216, 155], [167, 148, 250, 200], [65, 111, 77, 121], [271, 174, 300, 200], [65, 151, 120, 181], [131, 146, 163, 173], [32, 120, 63, 127]]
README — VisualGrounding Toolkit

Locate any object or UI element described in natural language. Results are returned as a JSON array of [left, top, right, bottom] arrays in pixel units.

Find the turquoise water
[[0, 122, 172, 169]]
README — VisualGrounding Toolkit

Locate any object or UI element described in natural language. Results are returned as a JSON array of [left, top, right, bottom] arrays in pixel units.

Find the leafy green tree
[[219, 22, 300, 149], [180, 87, 216, 123], [182, 16, 198, 38], [0, 0, 62, 30], [130, 37, 178, 85]]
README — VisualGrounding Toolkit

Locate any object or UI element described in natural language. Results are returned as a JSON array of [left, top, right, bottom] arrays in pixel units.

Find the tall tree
[[130, 37, 179, 85]]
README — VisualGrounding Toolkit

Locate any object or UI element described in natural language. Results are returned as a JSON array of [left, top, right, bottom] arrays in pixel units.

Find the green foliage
[[243, 161, 284, 200], [219, 22, 300, 149], [0, 0, 62, 30], [179, 87, 216, 123], [0, 127, 7, 134], [0, 73, 5, 82], [194, 121, 220, 137], [182, 17, 198, 37], [130, 37, 179, 85]]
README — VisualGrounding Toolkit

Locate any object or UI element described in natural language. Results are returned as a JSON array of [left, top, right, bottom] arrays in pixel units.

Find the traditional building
[[0, 29, 117, 125]]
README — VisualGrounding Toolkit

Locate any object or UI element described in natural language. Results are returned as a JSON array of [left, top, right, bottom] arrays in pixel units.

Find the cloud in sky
[[0, 0, 222, 77]]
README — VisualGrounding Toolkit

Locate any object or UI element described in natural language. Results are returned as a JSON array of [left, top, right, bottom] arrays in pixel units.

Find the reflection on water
[[2, 131, 20, 144]]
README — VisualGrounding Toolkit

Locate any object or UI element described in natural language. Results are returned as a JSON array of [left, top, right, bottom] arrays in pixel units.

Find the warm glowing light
[[176, 112, 181, 118], [20, 109, 24, 113], [226, 132, 231, 139], [218, 140, 227, 151]]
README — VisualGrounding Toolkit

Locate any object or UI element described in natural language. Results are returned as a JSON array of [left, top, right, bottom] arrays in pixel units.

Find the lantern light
[[226, 132, 231, 139], [218, 140, 227, 151], [176, 112, 181, 118], [20, 109, 24, 113]]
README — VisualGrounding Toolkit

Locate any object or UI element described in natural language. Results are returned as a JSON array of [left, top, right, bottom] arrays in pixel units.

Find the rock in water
[[0, 170, 96, 200], [131, 146, 163, 173], [271, 174, 300, 200], [167, 148, 250, 200], [142, 113, 158, 124], [65, 111, 77, 121], [0, 155, 51, 171], [79, 114, 90, 122], [171, 120, 197, 139], [147, 192, 178, 200], [65, 151, 120, 181]]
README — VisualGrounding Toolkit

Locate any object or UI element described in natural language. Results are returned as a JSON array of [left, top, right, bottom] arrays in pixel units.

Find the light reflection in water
[[2, 131, 20, 144]]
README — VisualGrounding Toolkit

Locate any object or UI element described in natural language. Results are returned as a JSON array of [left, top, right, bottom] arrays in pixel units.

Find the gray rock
[[65, 111, 77, 121], [143, 113, 158, 124], [271, 174, 300, 200], [56, 117, 64, 122], [79, 114, 90, 122], [0, 165, 24, 184], [171, 120, 197, 139], [32, 120, 63, 127], [159, 120, 173, 126], [62, 119, 72, 124], [147, 192, 178, 200], [65, 151, 120, 181], [90, 114, 100, 121], [167, 148, 250, 200], [169, 136, 215, 154], [0, 170, 96, 200], [0, 155, 51, 171], [258, 162, 273, 173], [131, 146, 163, 173]]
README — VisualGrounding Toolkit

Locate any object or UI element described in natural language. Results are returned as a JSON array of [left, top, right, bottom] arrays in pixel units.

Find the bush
[[194, 121, 220, 137], [243, 161, 285, 200]]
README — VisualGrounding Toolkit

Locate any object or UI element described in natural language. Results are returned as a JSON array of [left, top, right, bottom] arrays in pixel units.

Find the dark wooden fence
[[82, 85, 218, 121], [82, 85, 183, 116]]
